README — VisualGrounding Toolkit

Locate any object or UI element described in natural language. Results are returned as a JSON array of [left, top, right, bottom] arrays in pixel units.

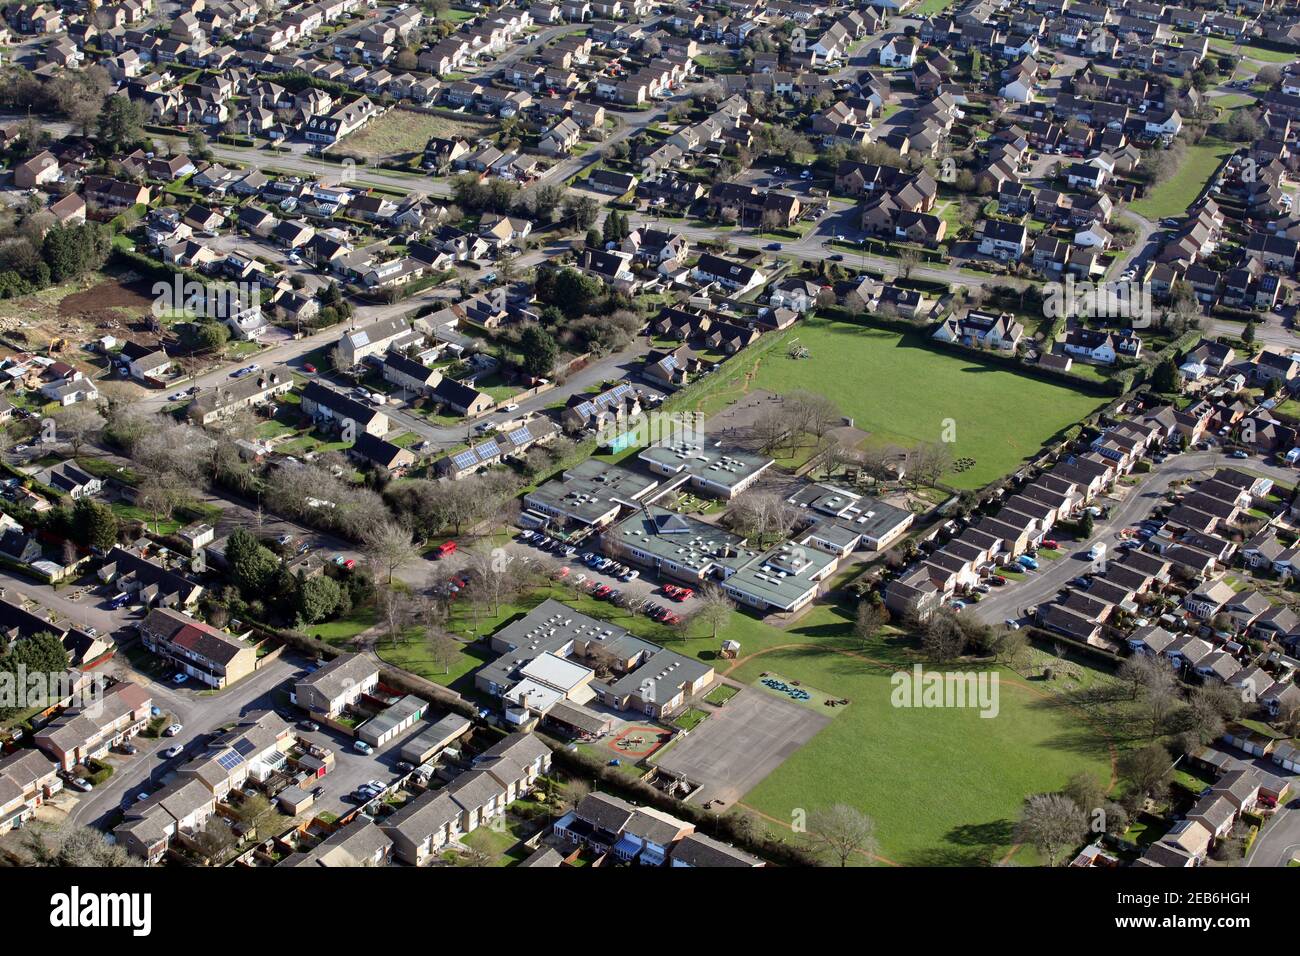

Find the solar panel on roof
[[233, 739, 257, 756], [453, 451, 477, 469], [508, 427, 532, 445], [216, 750, 245, 771], [477, 439, 500, 460]]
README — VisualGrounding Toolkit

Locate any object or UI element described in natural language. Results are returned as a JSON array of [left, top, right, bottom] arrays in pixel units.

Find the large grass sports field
[[711, 600, 1116, 866], [735, 319, 1110, 489]]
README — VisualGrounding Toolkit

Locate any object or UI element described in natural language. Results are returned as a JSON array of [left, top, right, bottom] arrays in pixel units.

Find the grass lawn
[[1212, 93, 1256, 110], [911, 0, 956, 15], [306, 606, 379, 645], [470, 372, 524, 403], [459, 816, 535, 865], [672, 707, 709, 731], [337, 107, 490, 160], [720, 319, 1109, 489], [1129, 138, 1233, 220], [704, 683, 740, 705], [716, 600, 1116, 865], [374, 637, 494, 691], [1207, 38, 1296, 63], [111, 504, 181, 536]]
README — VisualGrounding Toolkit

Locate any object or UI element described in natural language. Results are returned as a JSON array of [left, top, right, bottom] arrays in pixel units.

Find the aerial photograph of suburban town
[[0, 0, 1298, 912]]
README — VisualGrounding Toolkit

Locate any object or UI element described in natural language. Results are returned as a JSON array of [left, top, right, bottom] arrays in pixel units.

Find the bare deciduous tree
[[695, 583, 735, 639], [724, 490, 798, 547], [362, 520, 420, 585], [1015, 793, 1087, 867], [807, 804, 879, 867]]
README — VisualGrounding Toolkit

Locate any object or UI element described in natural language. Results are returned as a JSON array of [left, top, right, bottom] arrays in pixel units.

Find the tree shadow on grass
[[899, 819, 1017, 866]]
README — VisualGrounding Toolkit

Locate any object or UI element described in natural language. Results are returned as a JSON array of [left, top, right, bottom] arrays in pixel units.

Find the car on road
[[174, 673, 189, 685], [164, 723, 183, 737], [765, 242, 782, 250], [230, 364, 259, 378], [163, 745, 184, 758], [353, 740, 373, 754], [168, 391, 186, 402], [1231, 449, 1250, 459], [1004, 619, 1021, 630], [503, 402, 520, 412], [302, 363, 317, 374], [300, 721, 320, 732]]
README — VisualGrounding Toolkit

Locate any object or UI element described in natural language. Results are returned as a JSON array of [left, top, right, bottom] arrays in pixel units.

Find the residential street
[[1246, 794, 1300, 867], [973, 449, 1299, 625], [63, 653, 306, 831]]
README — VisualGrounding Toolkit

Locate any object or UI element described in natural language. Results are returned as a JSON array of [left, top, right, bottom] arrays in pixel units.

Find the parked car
[[164, 723, 183, 737], [353, 740, 373, 754], [163, 745, 184, 758], [300, 720, 320, 732]]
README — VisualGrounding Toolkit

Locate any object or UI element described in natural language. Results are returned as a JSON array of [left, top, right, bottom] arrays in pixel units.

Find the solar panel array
[[508, 426, 532, 445], [216, 750, 245, 772]]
